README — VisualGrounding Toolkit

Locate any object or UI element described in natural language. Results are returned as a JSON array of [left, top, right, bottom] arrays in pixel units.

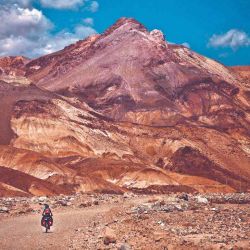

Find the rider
[[41, 204, 53, 226]]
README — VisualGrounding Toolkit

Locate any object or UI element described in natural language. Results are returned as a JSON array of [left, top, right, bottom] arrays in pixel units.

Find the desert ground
[[0, 193, 249, 250]]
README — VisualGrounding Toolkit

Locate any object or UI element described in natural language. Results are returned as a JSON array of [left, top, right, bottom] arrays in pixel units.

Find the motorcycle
[[41, 216, 53, 233]]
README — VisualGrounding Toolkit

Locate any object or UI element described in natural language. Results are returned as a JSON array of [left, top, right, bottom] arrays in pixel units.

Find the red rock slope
[[0, 18, 249, 196]]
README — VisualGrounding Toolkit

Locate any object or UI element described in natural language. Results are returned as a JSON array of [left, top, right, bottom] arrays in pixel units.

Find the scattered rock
[[131, 203, 151, 214], [93, 200, 99, 206], [1, 193, 250, 249], [153, 231, 166, 242], [79, 202, 91, 208], [118, 243, 131, 250], [123, 192, 133, 199], [38, 196, 47, 202], [174, 204, 184, 211], [196, 196, 209, 204], [30, 197, 38, 203], [56, 200, 69, 206], [178, 193, 189, 201], [157, 220, 165, 227], [103, 227, 117, 245], [0, 207, 9, 213], [211, 207, 219, 212]]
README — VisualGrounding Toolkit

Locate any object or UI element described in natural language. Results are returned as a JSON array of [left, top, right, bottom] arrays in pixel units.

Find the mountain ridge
[[0, 18, 249, 196]]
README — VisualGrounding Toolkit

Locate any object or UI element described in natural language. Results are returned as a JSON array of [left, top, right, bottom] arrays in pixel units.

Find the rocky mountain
[[0, 18, 249, 196], [0, 56, 30, 85], [230, 66, 250, 84]]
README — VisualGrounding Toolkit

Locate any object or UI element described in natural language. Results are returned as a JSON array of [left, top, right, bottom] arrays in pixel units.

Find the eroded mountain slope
[[25, 19, 249, 133], [0, 18, 249, 196]]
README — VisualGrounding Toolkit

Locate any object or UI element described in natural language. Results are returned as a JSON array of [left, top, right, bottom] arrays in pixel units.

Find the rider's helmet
[[44, 204, 49, 209]]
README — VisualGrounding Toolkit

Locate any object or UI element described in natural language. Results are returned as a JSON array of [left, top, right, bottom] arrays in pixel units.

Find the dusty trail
[[0, 204, 114, 250], [0, 194, 249, 249], [0, 197, 146, 250]]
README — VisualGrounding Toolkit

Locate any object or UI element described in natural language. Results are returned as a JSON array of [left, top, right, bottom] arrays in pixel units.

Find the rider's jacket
[[42, 208, 53, 217]]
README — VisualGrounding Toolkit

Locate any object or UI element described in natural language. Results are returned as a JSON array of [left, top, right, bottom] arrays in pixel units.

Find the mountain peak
[[104, 17, 147, 35], [0, 17, 250, 198], [150, 29, 165, 41], [115, 17, 144, 26]]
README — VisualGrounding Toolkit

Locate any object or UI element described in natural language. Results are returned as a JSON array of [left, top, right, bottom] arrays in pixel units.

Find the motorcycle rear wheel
[[45, 223, 49, 233]]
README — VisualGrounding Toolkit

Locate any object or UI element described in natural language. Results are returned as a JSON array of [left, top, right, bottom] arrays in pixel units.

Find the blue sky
[[0, 0, 249, 65]]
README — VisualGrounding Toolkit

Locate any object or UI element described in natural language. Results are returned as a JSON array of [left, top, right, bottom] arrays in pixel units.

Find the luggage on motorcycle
[[41, 216, 53, 227]]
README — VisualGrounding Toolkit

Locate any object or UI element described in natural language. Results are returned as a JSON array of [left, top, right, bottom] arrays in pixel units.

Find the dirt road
[[0, 204, 113, 250], [1, 195, 249, 250]]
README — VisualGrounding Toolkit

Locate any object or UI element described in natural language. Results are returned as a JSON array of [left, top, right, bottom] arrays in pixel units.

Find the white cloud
[[18, 0, 32, 6], [32, 26, 96, 55], [1, 0, 33, 7], [74, 25, 96, 37], [40, 0, 85, 9], [0, 26, 97, 58], [208, 29, 250, 50], [89, 1, 99, 12], [0, 36, 36, 56], [0, 3, 97, 58], [0, 6, 52, 39], [83, 17, 94, 26]]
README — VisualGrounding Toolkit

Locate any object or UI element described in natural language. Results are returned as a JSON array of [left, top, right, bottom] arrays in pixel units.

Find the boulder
[[38, 196, 47, 202], [0, 207, 9, 213], [196, 196, 209, 204], [123, 192, 133, 199], [93, 200, 99, 205], [79, 201, 92, 208], [118, 243, 131, 250], [56, 200, 68, 206], [103, 227, 117, 245], [178, 193, 189, 201]]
